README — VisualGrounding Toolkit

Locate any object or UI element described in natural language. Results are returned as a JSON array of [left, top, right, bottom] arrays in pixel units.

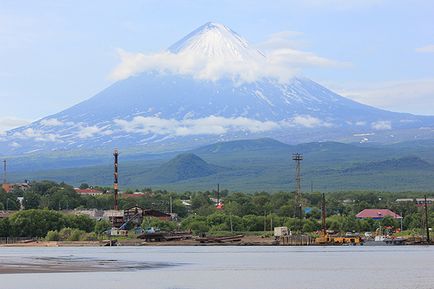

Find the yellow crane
[[315, 193, 362, 245]]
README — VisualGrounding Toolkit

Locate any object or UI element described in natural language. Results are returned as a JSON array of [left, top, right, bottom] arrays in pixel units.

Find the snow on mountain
[[168, 22, 265, 61], [1, 22, 434, 155]]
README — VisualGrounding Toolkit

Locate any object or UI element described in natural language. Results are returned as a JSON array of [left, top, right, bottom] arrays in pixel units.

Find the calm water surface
[[1, 246, 433, 289]]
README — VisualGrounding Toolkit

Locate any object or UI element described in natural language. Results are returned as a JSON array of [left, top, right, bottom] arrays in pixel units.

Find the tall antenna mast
[[321, 193, 326, 235], [424, 195, 430, 244], [2, 160, 6, 185], [113, 149, 119, 210], [292, 153, 303, 219], [217, 183, 220, 204]]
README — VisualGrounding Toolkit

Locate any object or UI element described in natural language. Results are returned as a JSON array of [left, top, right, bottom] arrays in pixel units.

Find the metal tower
[[321, 193, 326, 235], [292, 153, 303, 219], [2, 160, 6, 185], [113, 149, 119, 210], [424, 195, 430, 243], [216, 183, 220, 204]]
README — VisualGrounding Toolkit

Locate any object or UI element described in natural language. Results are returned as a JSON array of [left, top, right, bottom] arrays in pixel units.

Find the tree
[[79, 183, 89, 189], [8, 209, 66, 237], [190, 192, 212, 210], [0, 190, 19, 210], [23, 191, 41, 209], [94, 220, 111, 234], [302, 219, 319, 233], [0, 218, 10, 237], [142, 217, 177, 231], [189, 221, 209, 234], [65, 214, 96, 232]]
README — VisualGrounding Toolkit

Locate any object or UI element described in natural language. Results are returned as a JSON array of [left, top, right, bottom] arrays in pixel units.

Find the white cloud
[[110, 34, 346, 83], [267, 48, 346, 68], [76, 125, 113, 139], [256, 31, 305, 50], [334, 78, 434, 115], [0, 117, 30, 134], [371, 121, 391, 130], [40, 118, 64, 126], [114, 115, 280, 136], [416, 44, 434, 53], [114, 114, 331, 137], [288, 115, 333, 128], [13, 128, 60, 142], [9, 142, 21, 148]]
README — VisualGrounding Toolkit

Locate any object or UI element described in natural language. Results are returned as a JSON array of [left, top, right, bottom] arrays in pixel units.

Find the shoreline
[[0, 235, 276, 247], [1, 238, 431, 248]]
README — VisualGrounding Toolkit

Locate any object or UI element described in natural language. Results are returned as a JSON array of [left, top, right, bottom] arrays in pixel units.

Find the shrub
[[45, 230, 60, 241], [94, 220, 111, 234], [69, 229, 84, 241], [81, 232, 98, 241], [142, 217, 177, 231], [189, 221, 209, 234]]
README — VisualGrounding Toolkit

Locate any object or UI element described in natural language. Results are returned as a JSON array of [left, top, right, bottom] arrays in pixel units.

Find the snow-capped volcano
[[168, 22, 265, 61], [1, 22, 434, 155]]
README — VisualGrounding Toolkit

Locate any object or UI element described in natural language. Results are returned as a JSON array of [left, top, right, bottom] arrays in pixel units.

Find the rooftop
[[356, 209, 402, 219]]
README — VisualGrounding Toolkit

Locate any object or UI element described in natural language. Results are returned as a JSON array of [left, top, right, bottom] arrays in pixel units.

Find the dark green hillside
[[6, 139, 434, 192], [141, 153, 223, 184], [343, 156, 432, 173]]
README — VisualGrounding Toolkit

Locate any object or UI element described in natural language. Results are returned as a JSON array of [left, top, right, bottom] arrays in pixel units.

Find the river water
[[1, 246, 433, 289]]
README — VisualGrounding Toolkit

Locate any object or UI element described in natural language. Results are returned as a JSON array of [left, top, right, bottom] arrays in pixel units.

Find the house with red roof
[[356, 209, 402, 220], [74, 188, 103, 196]]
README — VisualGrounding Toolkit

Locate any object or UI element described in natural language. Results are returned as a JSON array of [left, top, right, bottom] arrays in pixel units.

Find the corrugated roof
[[356, 209, 402, 219], [74, 188, 103, 194]]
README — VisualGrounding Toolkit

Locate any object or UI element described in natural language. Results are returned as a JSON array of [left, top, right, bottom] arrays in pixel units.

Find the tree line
[[0, 181, 433, 237]]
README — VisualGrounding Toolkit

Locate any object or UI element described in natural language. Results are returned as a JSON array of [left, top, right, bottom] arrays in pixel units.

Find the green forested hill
[[6, 138, 434, 192]]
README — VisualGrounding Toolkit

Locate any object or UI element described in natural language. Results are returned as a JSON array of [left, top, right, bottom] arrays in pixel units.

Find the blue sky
[[1, 0, 434, 132]]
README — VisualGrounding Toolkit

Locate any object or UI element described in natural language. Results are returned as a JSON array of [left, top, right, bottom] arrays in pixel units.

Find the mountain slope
[[141, 153, 222, 184], [1, 22, 434, 156], [343, 156, 433, 173], [6, 138, 434, 192]]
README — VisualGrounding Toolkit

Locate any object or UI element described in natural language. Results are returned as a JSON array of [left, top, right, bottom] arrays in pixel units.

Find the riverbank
[[0, 235, 276, 247]]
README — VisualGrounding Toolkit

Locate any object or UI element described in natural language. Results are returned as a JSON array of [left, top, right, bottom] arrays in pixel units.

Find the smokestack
[[113, 149, 119, 210]]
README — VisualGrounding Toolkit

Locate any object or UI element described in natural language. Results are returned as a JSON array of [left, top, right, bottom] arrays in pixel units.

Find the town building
[[2, 181, 31, 193], [395, 198, 414, 203], [415, 198, 433, 207], [0, 211, 12, 219], [74, 188, 104, 196], [356, 209, 402, 220]]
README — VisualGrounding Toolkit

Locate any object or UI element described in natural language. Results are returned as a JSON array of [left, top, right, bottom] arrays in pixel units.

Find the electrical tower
[[216, 183, 220, 204], [113, 149, 119, 210], [292, 153, 303, 219]]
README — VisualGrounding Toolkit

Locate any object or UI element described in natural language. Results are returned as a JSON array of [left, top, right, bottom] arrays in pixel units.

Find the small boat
[[195, 234, 244, 244]]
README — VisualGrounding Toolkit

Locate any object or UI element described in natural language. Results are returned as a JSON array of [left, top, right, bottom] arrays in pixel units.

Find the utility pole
[[113, 149, 119, 210], [170, 196, 173, 214], [424, 195, 430, 243], [263, 211, 267, 232], [292, 153, 303, 219]]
